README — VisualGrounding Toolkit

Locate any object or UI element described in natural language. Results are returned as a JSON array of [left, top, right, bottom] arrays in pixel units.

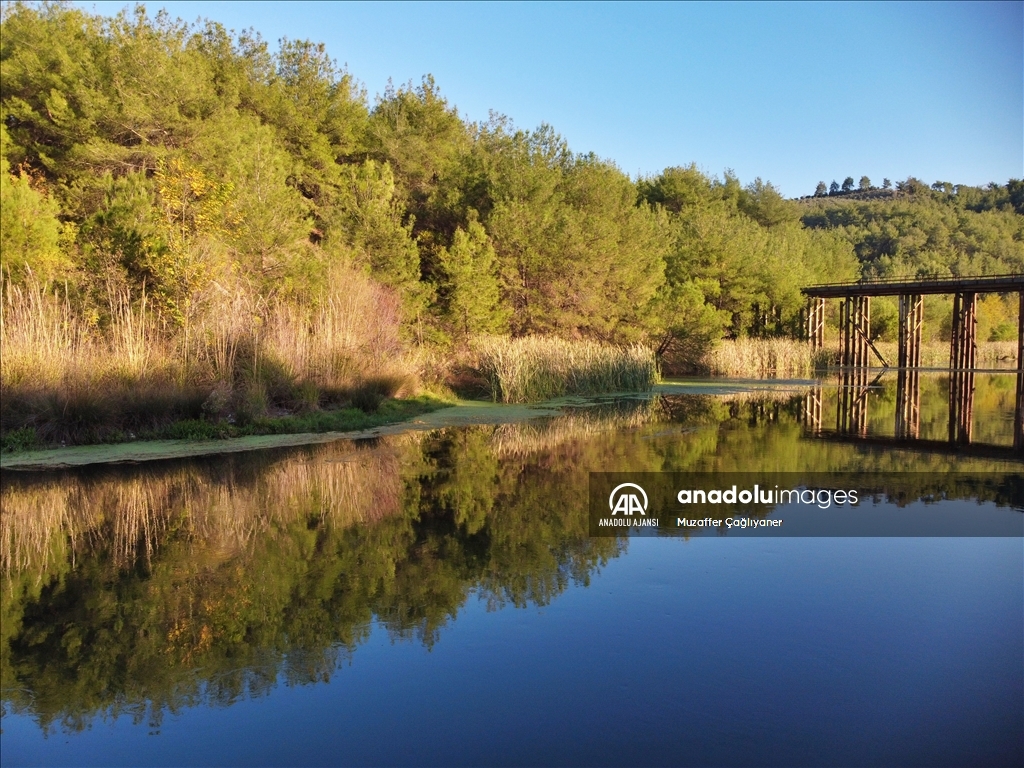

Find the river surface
[[2, 374, 1022, 767]]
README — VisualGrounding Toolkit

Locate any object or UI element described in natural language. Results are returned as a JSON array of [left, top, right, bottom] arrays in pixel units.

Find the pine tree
[[439, 218, 508, 337]]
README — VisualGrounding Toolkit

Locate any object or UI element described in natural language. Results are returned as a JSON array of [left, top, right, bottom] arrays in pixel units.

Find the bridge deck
[[801, 273, 1024, 298]]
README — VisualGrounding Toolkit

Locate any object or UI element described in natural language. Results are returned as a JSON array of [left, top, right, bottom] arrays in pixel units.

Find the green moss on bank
[[1, 396, 450, 454]]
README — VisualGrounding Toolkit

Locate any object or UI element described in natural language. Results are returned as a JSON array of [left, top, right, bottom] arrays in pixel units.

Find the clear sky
[[78, 1, 1022, 197]]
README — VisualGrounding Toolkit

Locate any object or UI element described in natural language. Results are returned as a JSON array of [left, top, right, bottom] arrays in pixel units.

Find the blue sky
[[79, 1, 1022, 197]]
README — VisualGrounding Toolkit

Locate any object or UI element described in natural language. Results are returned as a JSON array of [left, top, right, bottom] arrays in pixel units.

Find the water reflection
[[1, 377, 1019, 735], [806, 370, 1022, 461]]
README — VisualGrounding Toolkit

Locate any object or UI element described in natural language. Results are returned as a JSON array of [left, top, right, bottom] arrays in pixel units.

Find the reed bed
[[702, 338, 830, 378], [0, 268, 417, 446], [474, 336, 659, 403], [702, 339, 1017, 378], [871, 341, 1017, 368]]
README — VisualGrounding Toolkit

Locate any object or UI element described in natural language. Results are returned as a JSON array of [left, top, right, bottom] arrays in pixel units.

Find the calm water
[[2, 374, 1022, 767]]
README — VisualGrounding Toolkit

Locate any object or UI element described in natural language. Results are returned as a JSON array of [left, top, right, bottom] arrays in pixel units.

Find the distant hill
[[793, 178, 1023, 280]]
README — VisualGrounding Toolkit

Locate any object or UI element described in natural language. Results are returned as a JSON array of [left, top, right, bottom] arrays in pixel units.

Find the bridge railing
[[802, 273, 1024, 295]]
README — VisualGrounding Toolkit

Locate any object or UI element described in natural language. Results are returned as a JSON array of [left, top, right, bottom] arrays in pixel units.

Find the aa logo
[[609, 483, 648, 516]]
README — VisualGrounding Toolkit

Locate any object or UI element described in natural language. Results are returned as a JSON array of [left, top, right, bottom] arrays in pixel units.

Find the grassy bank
[[1, 277, 664, 448], [474, 336, 659, 403], [2, 395, 451, 454]]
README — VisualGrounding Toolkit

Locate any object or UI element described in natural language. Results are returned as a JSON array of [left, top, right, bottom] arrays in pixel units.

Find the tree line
[[1, 2, 1021, 361]]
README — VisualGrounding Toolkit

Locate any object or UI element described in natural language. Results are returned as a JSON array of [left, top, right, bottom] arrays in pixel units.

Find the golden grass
[[871, 341, 1018, 368], [703, 339, 1018, 378], [474, 336, 659, 403], [702, 338, 830, 378], [0, 267, 418, 444]]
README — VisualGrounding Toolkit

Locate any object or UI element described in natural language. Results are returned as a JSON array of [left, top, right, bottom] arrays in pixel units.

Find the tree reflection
[[1, 377, 1018, 732]]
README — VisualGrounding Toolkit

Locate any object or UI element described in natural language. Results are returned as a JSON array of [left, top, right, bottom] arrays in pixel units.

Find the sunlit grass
[[703, 338, 830, 378], [703, 338, 1018, 378], [474, 336, 659, 403], [1, 269, 420, 447]]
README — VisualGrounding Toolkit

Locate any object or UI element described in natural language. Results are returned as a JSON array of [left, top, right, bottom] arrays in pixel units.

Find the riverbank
[[0, 380, 815, 470], [1, 395, 449, 467]]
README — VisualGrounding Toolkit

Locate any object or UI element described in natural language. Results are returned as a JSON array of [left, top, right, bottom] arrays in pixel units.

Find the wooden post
[[840, 298, 850, 367], [950, 292, 961, 371], [852, 297, 859, 368], [912, 294, 922, 368], [897, 294, 921, 370], [820, 298, 825, 348], [862, 296, 871, 368], [806, 297, 825, 350], [948, 292, 976, 445], [965, 292, 977, 371], [1015, 291, 1023, 451]]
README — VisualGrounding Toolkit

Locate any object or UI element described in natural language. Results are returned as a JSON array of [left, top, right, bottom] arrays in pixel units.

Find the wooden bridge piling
[[805, 297, 825, 349], [838, 295, 871, 368], [1016, 292, 1024, 450], [948, 292, 977, 444], [801, 273, 1023, 452], [896, 294, 922, 369]]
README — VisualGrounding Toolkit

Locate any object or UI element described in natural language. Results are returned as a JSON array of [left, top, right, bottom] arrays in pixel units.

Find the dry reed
[[702, 338, 829, 378], [871, 341, 1017, 368], [474, 336, 659, 403], [1, 267, 418, 444], [702, 338, 1017, 378]]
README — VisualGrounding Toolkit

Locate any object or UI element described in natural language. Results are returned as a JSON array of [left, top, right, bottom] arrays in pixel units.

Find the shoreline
[[0, 380, 815, 471]]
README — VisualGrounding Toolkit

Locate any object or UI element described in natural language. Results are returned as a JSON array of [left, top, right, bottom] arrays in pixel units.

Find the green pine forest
[[2, 3, 1023, 444]]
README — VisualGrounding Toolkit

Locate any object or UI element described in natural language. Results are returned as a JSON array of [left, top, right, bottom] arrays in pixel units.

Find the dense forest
[[1, 3, 1022, 441]]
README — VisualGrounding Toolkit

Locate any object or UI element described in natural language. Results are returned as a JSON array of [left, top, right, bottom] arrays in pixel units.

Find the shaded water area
[[2, 374, 1022, 767]]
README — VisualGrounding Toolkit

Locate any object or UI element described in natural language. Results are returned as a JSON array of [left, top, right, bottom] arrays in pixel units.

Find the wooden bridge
[[799, 273, 1024, 452]]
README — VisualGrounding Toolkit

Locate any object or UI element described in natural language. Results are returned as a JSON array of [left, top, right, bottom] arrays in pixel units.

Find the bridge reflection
[[801, 369, 1024, 459], [800, 273, 1024, 453]]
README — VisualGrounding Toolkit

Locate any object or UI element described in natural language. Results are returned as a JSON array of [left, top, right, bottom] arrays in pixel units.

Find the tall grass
[[872, 341, 1017, 369], [1, 266, 417, 446], [701, 338, 1018, 378], [702, 338, 829, 378], [474, 336, 659, 403]]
